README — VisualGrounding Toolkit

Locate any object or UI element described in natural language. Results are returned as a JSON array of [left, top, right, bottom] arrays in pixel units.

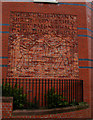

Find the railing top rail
[[3, 78, 82, 80], [2, 78, 83, 81], [5, 77, 80, 80]]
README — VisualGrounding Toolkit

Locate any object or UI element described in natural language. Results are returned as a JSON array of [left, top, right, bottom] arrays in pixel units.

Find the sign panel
[[33, 0, 58, 3]]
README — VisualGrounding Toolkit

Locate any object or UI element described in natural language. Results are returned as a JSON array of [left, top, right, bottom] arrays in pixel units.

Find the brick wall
[[2, 97, 13, 118], [2, 2, 92, 118], [86, 2, 92, 118]]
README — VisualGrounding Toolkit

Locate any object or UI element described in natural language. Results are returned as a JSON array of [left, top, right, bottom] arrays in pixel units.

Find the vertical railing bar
[[54, 79, 55, 93], [70, 79, 72, 103], [51, 79, 52, 107], [48, 79, 49, 108], [77, 80, 78, 103], [62, 80, 63, 98], [36, 79, 37, 104], [5, 78, 7, 86], [9, 78, 10, 96], [45, 79, 46, 106], [2, 78, 3, 85], [73, 79, 74, 101], [75, 79, 76, 102], [32, 79, 34, 104], [2, 78, 3, 95], [65, 80, 67, 102], [2, 78, 4, 87], [77, 80, 79, 103], [67, 80, 68, 102], [65, 80, 66, 101], [31, 79, 32, 104], [79, 80, 80, 102], [19, 78, 21, 106], [69, 79, 70, 103], [42, 79, 43, 107], [29, 79, 30, 104], [16, 78, 17, 86], [82, 80, 83, 102], [57, 79, 58, 95], [5, 78, 7, 96], [63, 80, 65, 101], [59, 79, 61, 95], [26, 79, 27, 108], [51, 79, 52, 89], [48, 79, 49, 92], [15, 78, 18, 92], [2, 78, 4, 96], [12, 78, 13, 96], [66, 80, 67, 101], [12, 78, 14, 109], [22, 78, 24, 105], [39, 79, 40, 107]]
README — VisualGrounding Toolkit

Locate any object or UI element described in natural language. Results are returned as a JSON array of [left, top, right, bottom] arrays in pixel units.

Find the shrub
[[46, 88, 69, 109], [2, 83, 27, 110], [70, 99, 78, 106], [78, 102, 88, 106], [2, 83, 39, 110], [27, 96, 39, 109]]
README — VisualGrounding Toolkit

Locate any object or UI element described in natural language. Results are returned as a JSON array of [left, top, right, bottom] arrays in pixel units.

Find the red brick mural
[[7, 12, 78, 78]]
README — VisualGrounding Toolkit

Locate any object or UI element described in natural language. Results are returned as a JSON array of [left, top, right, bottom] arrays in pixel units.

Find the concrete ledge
[[1, 97, 13, 103], [12, 104, 89, 116]]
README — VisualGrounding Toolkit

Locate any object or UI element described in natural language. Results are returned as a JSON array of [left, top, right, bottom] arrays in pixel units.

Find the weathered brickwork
[[7, 12, 78, 78], [2, 97, 13, 118], [2, 102, 12, 118], [2, 2, 92, 118]]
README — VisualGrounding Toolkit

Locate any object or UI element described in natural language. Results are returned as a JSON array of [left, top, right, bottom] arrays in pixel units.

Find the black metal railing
[[2, 78, 83, 108]]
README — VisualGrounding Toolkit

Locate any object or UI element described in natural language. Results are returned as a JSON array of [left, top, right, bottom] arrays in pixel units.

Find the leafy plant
[[26, 97, 39, 109], [2, 83, 27, 110], [70, 99, 78, 106], [78, 102, 87, 106], [46, 88, 69, 109], [2, 83, 40, 110]]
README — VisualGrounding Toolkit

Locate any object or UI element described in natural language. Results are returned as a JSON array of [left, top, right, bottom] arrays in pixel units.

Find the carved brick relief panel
[[7, 12, 78, 78]]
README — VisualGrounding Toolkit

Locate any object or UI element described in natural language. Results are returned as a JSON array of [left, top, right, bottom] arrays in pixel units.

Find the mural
[[7, 12, 79, 78]]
